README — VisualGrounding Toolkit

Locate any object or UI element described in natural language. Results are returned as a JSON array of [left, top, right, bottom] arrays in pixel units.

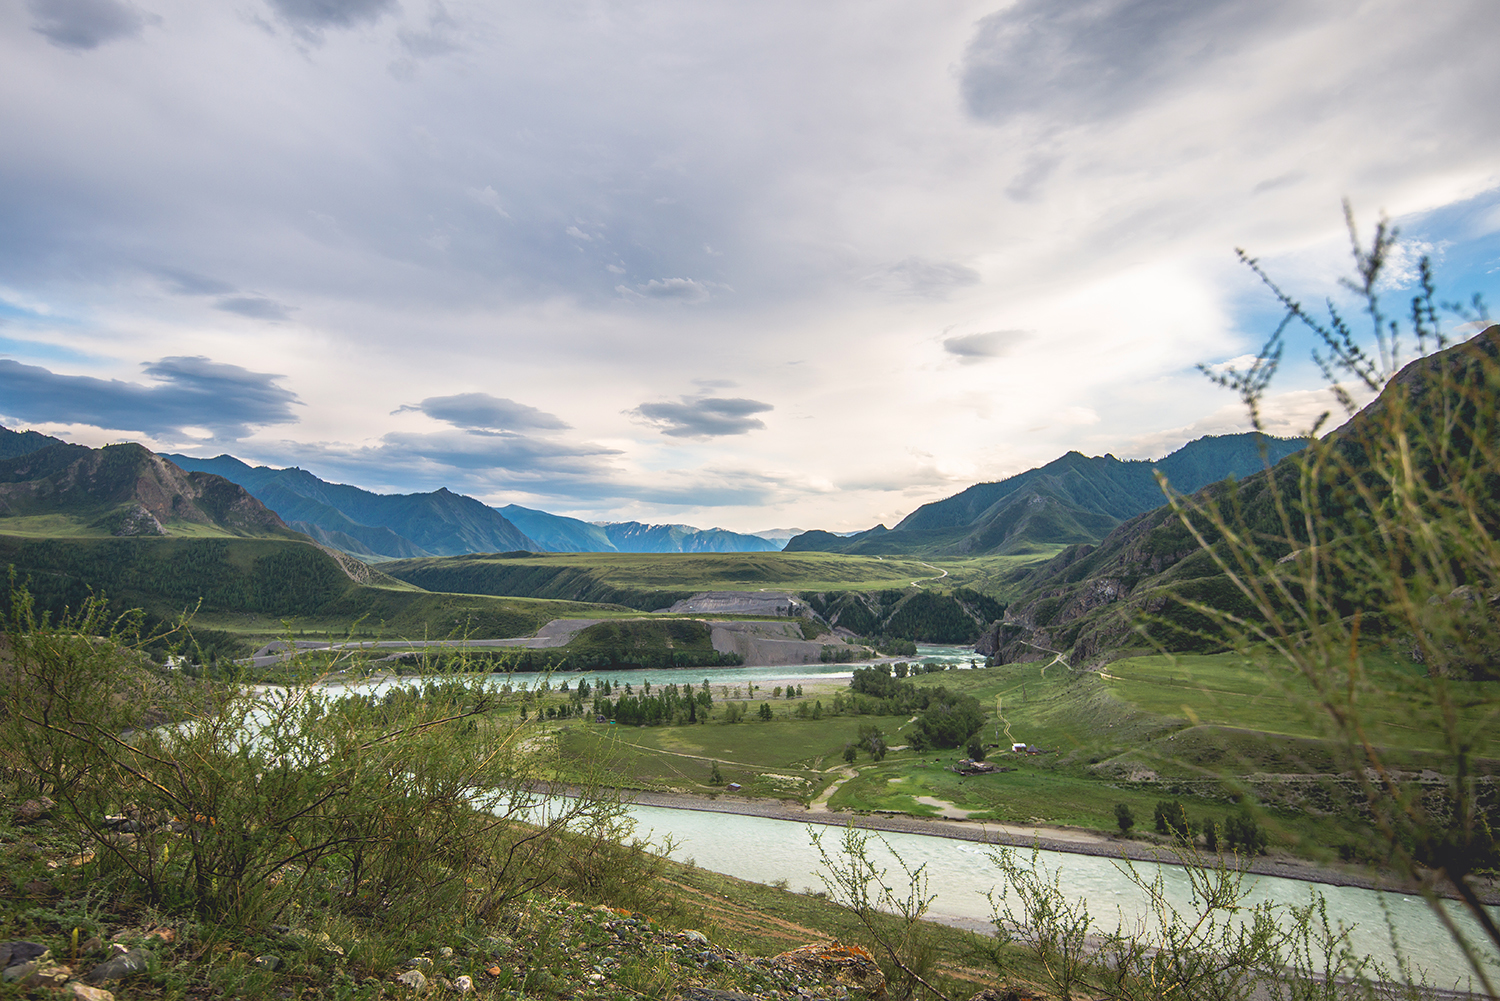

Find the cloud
[[616, 278, 715, 302], [466, 185, 509, 218], [266, 0, 397, 31], [397, 1, 460, 59], [371, 430, 615, 473], [629, 396, 773, 438], [942, 329, 1027, 363], [960, 0, 1300, 126], [0, 356, 300, 439], [862, 258, 980, 298], [28, 0, 156, 50], [214, 296, 296, 321], [155, 268, 238, 296], [260, 430, 625, 499], [396, 392, 571, 432]]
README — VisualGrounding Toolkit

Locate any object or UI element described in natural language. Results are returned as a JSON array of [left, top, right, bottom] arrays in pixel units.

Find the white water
[[619, 803, 1496, 989], [332, 643, 980, 696]]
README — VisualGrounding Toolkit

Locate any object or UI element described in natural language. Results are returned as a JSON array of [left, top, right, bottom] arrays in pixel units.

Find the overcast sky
[[3, 0, 1498, 532]]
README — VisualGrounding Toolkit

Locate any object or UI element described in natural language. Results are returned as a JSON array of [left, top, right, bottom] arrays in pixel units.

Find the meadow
[[531, 645, 1497, 867]]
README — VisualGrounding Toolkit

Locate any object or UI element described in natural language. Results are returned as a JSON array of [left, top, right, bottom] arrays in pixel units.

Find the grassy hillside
[[983, 325, 1500, 670], [0, 534, 619, 655], [381, 551, 961, 609]]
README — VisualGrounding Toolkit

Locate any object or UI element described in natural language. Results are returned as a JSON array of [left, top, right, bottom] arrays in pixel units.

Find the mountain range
[[161, 454, 781, 560], [786, 433, 1304, 558], [0, 427, 1308, 564]]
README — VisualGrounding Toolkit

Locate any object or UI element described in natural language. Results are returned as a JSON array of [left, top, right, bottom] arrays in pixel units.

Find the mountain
[[163, 454, 539, 559], [601, 521, 781, 553], [785, 433, 1304, 558], [499, 506, 783, 553], [498, 505, 618, 552], [0, 425, 67, 460], [981, 326, 1500, 668], [0, 442, 294, 539]]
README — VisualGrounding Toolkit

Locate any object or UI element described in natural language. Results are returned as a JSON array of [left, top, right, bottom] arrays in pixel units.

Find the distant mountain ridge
[[600, 521, 780, 554], [785, 433, 1304, 558], [498, 505, 780, 553], [166, 455, 785, 559], [164, 454, 539, 559]]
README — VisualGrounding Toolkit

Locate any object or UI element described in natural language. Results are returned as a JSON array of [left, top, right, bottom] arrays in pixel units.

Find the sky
[[2, 0, 1499, 534]]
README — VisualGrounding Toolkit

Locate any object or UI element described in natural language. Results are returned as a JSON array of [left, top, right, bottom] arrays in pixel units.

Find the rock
[[2, 961, 39, 984], [406, 955, 433, 969], [680, 929, 710, 945], [254, 955, 282, 970], [0, 941, 49, 971], [15, 798, 55, 823], [84, 948, 150, 983], [397, 969, 428, 992], [769, 943, 886, 1001], [20, 962, 73, 989], [680, 989, 762, 1001], [452, 974, 474, 994], [438, 946, 454, 959], [65, 984, 116, 1001]]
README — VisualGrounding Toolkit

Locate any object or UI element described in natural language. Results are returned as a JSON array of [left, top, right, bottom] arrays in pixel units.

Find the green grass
[[384, 550, 955, 595], [558, 716, 864, 799], [529, 652, 1499, 866], [1101, 651, 1500, 757]]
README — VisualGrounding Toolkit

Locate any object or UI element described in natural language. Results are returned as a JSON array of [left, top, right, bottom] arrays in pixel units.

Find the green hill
[[982, 325, 1500, 669], [0, 424, 66, 460], [0, 442, 298, 540]]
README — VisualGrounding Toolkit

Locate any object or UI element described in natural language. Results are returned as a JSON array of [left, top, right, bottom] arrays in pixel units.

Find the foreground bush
[[1170, 206, 1500, 991], [0, 584, 649, 931]]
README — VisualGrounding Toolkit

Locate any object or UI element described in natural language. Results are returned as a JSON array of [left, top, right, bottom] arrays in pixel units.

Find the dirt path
[[808, 766, 857, 813]]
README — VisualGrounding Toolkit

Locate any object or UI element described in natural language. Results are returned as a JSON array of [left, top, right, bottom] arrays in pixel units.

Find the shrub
[[1154, 800, 1190, 839], [1114, 803, 1135, 833], [1224, 811, 1267, 855], [1173, 205, 1500, 983], [0, 583, 625, 929]]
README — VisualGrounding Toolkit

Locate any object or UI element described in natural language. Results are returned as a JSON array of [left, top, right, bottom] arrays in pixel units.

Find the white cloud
[[1, 0, 1497, 530]]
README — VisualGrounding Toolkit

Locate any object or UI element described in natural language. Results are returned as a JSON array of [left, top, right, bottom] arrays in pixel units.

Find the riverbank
[[617, 788, 1500, 905]]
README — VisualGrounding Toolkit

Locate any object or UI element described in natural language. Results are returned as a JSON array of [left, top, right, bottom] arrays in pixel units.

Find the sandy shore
[[618, 788, 1499, 904]]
